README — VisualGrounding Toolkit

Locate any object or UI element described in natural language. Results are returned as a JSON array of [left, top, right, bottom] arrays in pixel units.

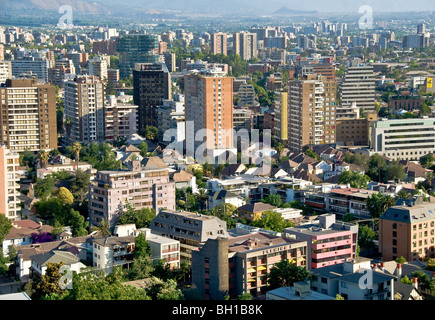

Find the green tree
[[34, 175, 56, 200], [420, 153, 435, 168], [129, 255, 154, 280], [133, 233, 151, 259], [69, 209, 88, 237], [335, 294, 345, 300], [19, 150, 36, 167], [116, 204, 156, 229], [366, 192, 395, 219], [0, 214, 13, 244], [145, 277, 184, 300], [71, 142, 82, 172], [38, 150, 49, 169], [400, 275, 413, 285], [56, 187, 74, 205], [49, 269, 151, 300], [252, 210, 295, 233], [70, 169, 91, 202], [90, 219, 111, 237], [32, 262, 66, 299], [260, 194, 282, 207], [420, 102, 432, 116], [141, 126, 159, 142], [367, 153, 388, 182], [267, 259, 311, 289], [386, 160, 406, 182], [139, 141, 148, 157], [358, 225, 377, 251], [338, 170, 370, 189], [396, 256, 407, 264]]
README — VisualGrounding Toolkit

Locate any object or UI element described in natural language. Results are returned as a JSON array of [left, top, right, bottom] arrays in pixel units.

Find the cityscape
[[1, 0, 435, 308]]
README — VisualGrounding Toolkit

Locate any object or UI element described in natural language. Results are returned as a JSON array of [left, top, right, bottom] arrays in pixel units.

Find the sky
[[116, 0, 435, 12]]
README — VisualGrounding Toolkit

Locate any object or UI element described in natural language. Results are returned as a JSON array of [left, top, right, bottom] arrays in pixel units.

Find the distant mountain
[[2, 0, 108, 14], [272, 6, 318, 16]]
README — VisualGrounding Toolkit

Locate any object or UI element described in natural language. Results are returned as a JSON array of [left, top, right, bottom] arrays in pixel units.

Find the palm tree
[[92, 219, 111, 237], [71, 142, 82, 172], [38, 150, 49, 169], [65, 118, 72, 136], [195, 188, 208, 211]]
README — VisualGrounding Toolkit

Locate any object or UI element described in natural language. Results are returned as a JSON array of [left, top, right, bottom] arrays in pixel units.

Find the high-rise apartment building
[[417, 23, 426, 34], [104, 95, 138, 141], [162, 52, 176, 72], [10, 57, 49, 83], [210, 33, 228, 55], [232, 32, 257, 60], [0, 145, 25, 220], [340, 63, 375, 112], [184, 69, 234, 153], [0, 79, 57, 152], [88, 56, 108, 81], [0, 44, 4, 61], [116, 34, 159, 79], [273, 91, 288, 143], [156, 95, 185, 147], [403, 34, 430, 49], [63, 76, 105, 145], [288, 74, 337, 152], [88, 157, 176, 227], [132, 63, 171, 130], [92, 39, 117, 56], [0, 61, 11, 85], [64, 51, 88, 75]]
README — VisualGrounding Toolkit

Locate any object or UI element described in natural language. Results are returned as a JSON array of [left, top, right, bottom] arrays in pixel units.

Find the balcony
[[312, 239, 352, 250]]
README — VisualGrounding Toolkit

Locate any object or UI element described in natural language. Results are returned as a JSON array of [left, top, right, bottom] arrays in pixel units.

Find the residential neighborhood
[[1, 0, 435, 307]]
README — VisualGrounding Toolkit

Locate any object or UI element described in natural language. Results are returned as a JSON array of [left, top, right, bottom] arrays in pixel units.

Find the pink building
[[284, 214, 358, 270], [88, 158, 176, 227]]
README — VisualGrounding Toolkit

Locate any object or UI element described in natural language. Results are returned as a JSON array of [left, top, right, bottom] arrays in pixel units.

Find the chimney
[[380, 262, 385, 272], [412, 277, 418, 290], [396, 264, 402, 278]]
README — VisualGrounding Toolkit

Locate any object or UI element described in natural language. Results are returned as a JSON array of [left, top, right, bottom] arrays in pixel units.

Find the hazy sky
[[100, 0, 435, 13]]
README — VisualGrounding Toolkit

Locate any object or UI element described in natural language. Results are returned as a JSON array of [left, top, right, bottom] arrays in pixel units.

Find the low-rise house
[[169, 169, 197, 192], [2, 220, 53, 255], [259, 177, 313, 203], [30, 250, 86, 277], [400, 160, 432, 184], [310, 257, 396, 300], [237, 202, 277, 221], [206, 174, 270, 202], [16, 234, 96, 280], [219, 164, 246, 179], [92, 236, 136, 273], [208, 190, 246, 210]]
